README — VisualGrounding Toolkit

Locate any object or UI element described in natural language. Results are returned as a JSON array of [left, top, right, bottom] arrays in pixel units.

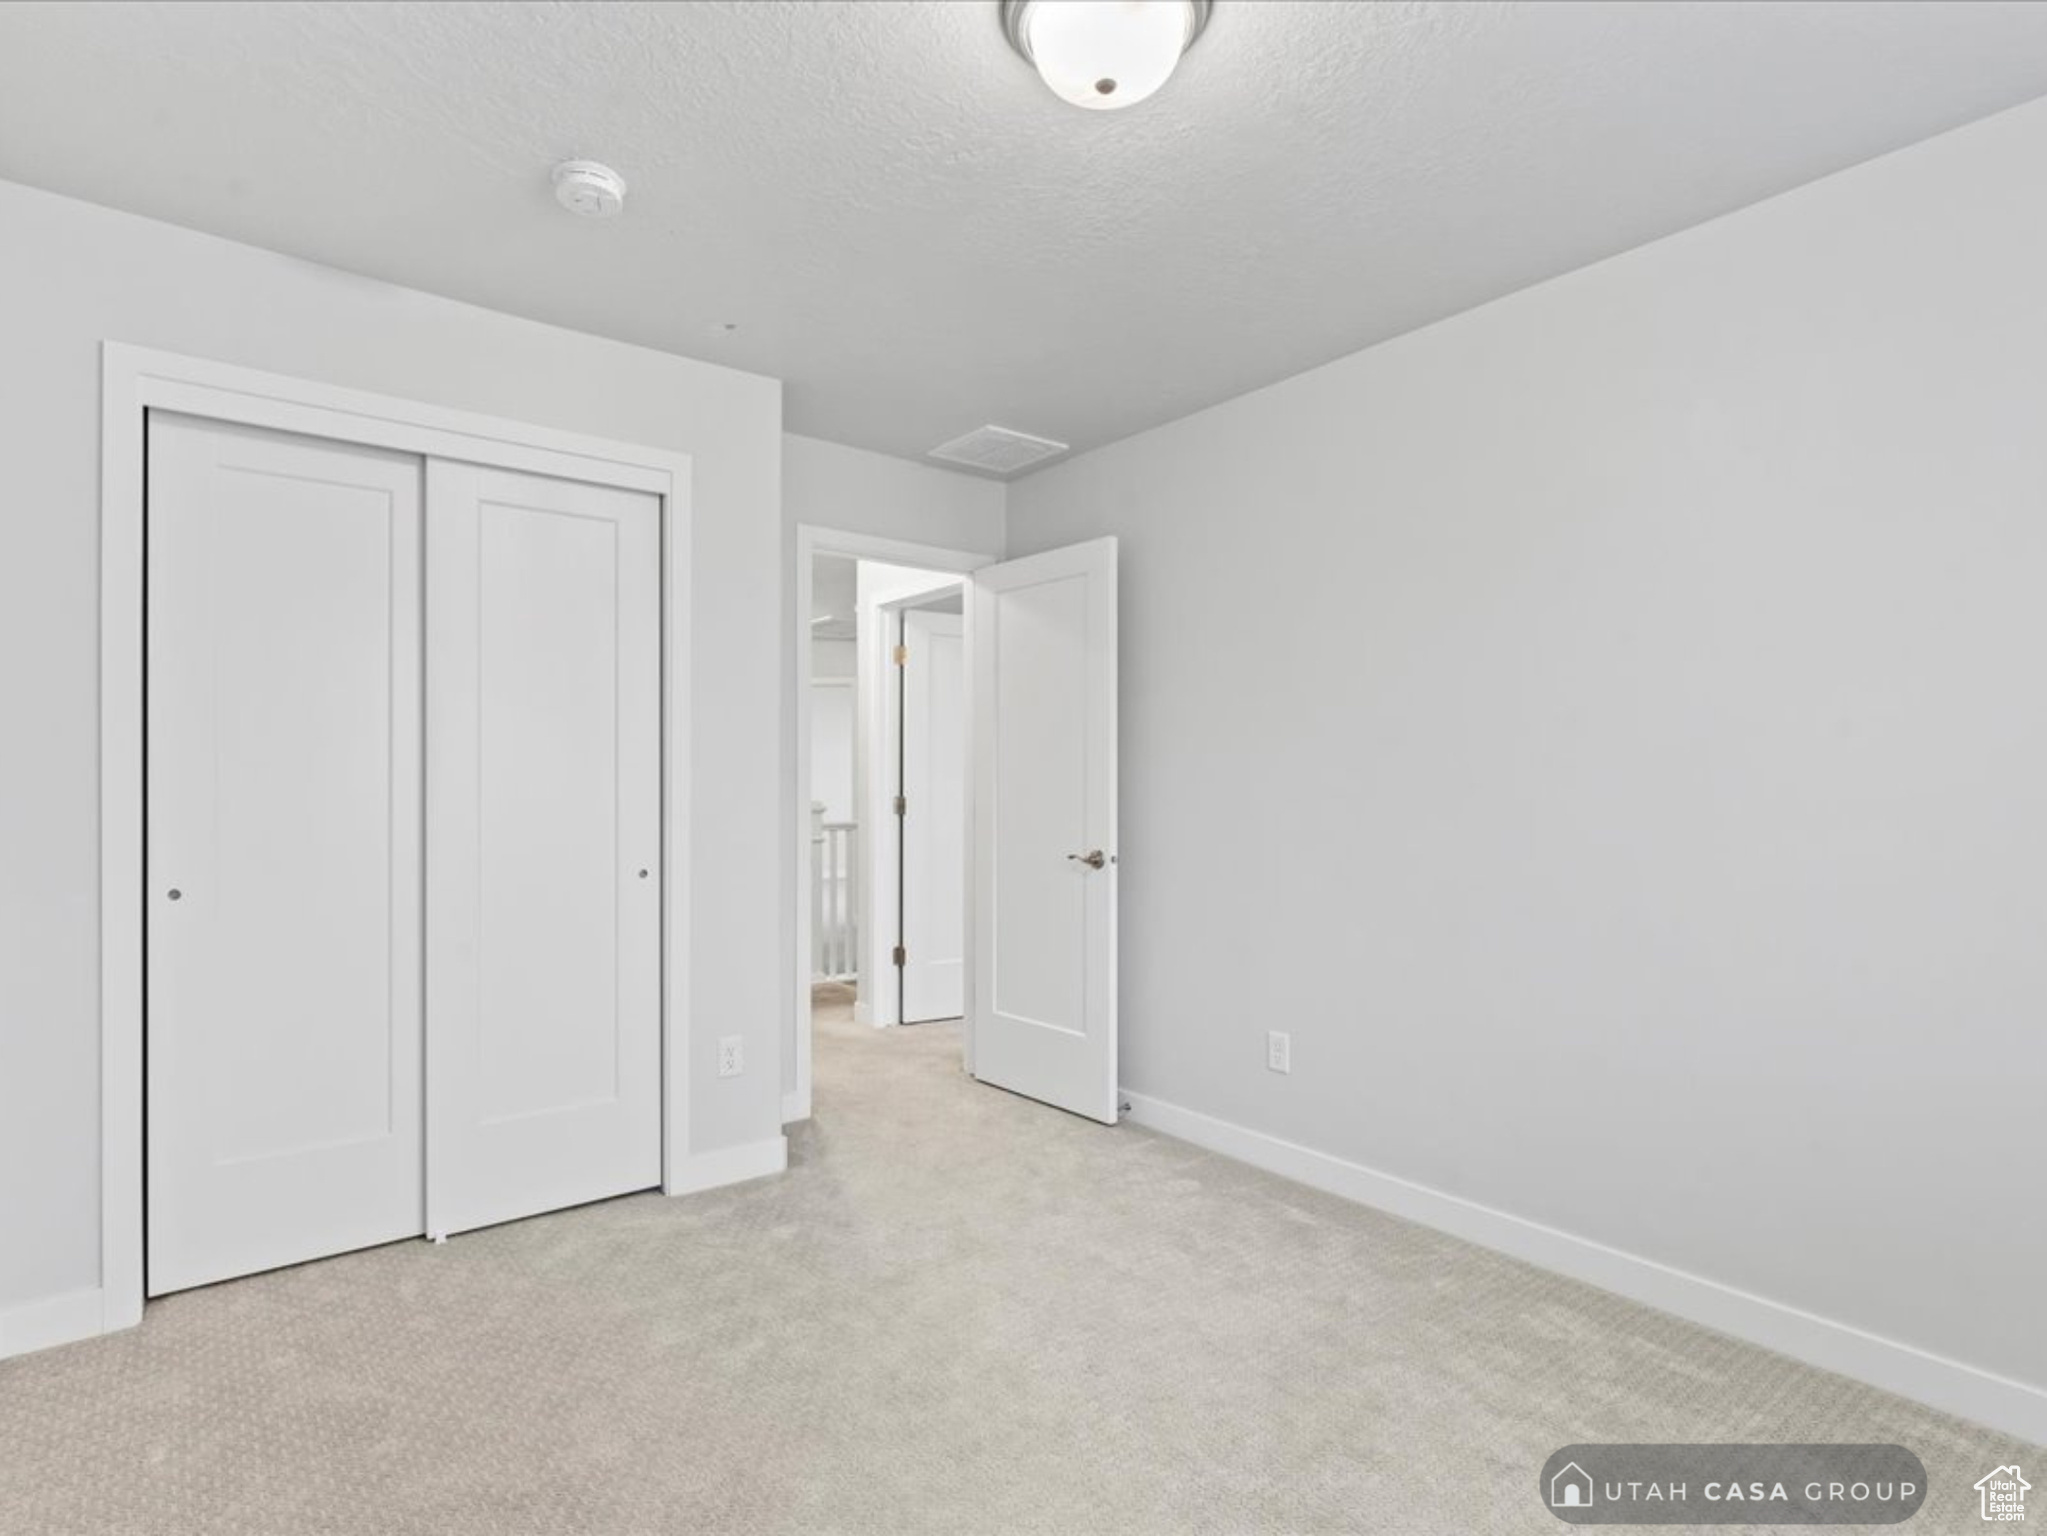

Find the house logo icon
[[1975, 1465, 2029, 1522], [1550, 1461, 1594, 1509]]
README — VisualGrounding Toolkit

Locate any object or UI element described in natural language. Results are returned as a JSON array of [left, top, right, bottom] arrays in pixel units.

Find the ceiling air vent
[[927, 424, 1069, 476]]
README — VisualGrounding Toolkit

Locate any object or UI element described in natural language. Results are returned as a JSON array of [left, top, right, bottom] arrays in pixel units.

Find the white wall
[[812, 637, 857, 681], [0, 179, 785, 1330], [784, 434, 1005, 558], [810, 681, 856, 823], [812, 637, 858, 826], [1006, 98, 2047, 1436]]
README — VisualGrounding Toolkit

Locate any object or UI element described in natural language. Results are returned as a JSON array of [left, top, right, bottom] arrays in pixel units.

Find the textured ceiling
[[3, 1, 2046, 469]]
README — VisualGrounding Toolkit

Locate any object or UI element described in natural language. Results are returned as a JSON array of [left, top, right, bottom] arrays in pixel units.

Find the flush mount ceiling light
[[1001, 0, 1211, 111]]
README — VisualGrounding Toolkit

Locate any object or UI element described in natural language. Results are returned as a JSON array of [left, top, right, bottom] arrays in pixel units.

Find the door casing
[[100, 343, 695, 1339]]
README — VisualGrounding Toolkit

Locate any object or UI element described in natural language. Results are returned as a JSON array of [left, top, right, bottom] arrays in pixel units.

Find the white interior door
[[425, 461, 663, 1237], [146, 413, 425, 1295], [970, 538, 1118, 1122], [900, 608, 965, 1023]]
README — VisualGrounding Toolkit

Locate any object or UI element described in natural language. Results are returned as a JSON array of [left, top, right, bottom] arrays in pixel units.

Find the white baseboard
[[781, 1089, 811, 1125], [1121, 1089, 2047, 1445], [665, 1134, 788, 1197], [0, 1286, 106, 1361]]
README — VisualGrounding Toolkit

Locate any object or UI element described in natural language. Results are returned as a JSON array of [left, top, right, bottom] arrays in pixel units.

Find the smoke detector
[[928, 425, 1069, 476], [552, 160, 627, 219]]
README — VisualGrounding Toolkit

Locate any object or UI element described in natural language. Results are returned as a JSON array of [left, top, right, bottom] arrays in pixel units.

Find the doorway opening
[[788, 525, 1120, 1131], [805, 552, 968, 1066], [789, 528, 990, 1124]]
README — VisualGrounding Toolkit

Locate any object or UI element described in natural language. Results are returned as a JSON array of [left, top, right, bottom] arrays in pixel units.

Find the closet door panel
[[426, 461, 662, 1237], [475, 499, 625, 1120], [146, 413, 425, 1295]]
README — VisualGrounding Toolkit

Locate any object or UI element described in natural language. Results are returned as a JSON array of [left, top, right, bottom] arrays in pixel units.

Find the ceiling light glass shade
[[1003, 1, 1211, 111]]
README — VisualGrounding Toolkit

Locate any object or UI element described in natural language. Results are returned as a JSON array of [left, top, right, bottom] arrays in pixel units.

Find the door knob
[[1067, 850, 1107, 870]]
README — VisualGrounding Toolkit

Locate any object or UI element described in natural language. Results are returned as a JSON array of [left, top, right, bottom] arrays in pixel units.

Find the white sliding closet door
[[425, 462, 663, 1237], [147, 414, 426, 1295]]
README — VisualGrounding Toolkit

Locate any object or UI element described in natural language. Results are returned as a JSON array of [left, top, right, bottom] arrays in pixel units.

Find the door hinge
[[894, 793, 907, 817], [892, 643, 908, 666], [892, 944, 907, 967]]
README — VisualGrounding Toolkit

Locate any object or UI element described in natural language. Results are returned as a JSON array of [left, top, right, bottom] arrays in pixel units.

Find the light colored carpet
[[1, 988, 2031, 1534]]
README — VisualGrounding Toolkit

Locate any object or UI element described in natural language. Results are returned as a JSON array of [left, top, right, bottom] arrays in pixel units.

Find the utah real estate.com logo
[[1976, 1465, 2029, 1523]]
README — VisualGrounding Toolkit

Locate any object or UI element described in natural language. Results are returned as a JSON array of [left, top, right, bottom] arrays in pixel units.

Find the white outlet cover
[[1266, 1032, 1291, 1073], [718, 1034, 744, 1077]]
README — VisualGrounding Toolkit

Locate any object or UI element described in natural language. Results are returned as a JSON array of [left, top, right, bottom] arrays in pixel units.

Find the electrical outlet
[[718, 1035, 744, 1078], [1266, 1031, 1291, 1074]]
